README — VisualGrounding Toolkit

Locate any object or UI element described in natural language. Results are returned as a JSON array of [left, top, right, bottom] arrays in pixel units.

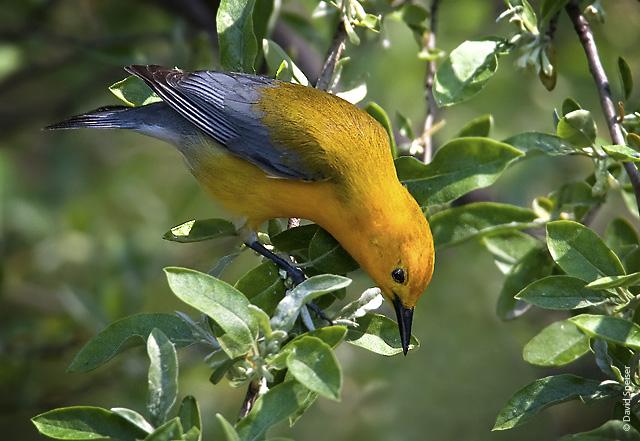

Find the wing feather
[[125, 65, 322, 180]]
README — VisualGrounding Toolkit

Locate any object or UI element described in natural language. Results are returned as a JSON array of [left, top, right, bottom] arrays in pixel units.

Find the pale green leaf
[[430, 203, 539, 249], [32, 407, 149, 441], [396, 137, 523, 207], [523, 320, 589, 366], [434, 38, 506, 106], [516, 275, 610, 309], [147, 329, 178, 427], [493, 375, 606, 430], [546, 221, 625, 282], [68, 314, 193, 372], [287, 336, 342, 401], [165, 267, 258, 358], [569, 314, 640, 350], [217, 0, 258, 73]]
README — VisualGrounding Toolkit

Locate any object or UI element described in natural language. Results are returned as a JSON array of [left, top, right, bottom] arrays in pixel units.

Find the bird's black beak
[[393, 296, 414, 356]]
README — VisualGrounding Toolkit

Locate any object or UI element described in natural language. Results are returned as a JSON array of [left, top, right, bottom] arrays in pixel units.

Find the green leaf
[[110, 408, 154, 434], [516, 275, 610, 310], [287, 336, 342, 401], [433, 38, 506, 107], [456, 114, 493, 138], [497, 247, 553, 320], [271, 224, 318, 263], [365, 102, 397, 158], [540, 0, 570, 24], [68, 313, 193, 372], [288, 389, 319, 427], [235, 261, 286, 316], [355, 14, 381, 33], [209, 253, 240, 278], [587, 272, 640, 289], [396, 111, 414, 140], [336, 287, 383, 321], [109, 76, 161, 107], [163, 219, 236, 243], [482, 231, 540, 275], [512, 0, 538, 32], [592, 339, 623, 382], [547, 221, 625, 282], [557, 109, 597, 148], [271, 275, 351, 332], [502, 132, 580, 156], [184, 427, 202, 441], [558, 420, 640, 440], [143, 418, 183, 441], [308, 227, 359, 274], [562, 97, 582, 116], [303, 325, 348, 348], [538, 43, 557, 91], [523, 320, 589, 367], [606, 218, 639, 256], [619, 56, 634, 101], [216, 414, 240, 441], [548, 181, 603, 221], [430, 203, 539, 249], [493, 375, 606, 430], [178, 396, 201, 439], [217, 0, 258, 73], [262, 39, 309, 85], [147, 329, 178, 427], [569, 314, 640, 350], [165, 267, 258, 357], [396, 138, 523, 207], [32, 407, 149, 441], [345, 313, 418, 355], [395, 1, 430, 43], [209, 357, 235, 385], [603, 144, 640, 162], [628, 133, 640, 152], [268, 326, 347, 369], [235, 381, 305, 441]]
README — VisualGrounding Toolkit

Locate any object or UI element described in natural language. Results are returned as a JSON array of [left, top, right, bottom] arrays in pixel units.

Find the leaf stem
[[565, 1, 640, 213]]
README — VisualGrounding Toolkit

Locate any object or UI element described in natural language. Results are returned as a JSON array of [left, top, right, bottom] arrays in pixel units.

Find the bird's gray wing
[[126, 65, 323, 181]]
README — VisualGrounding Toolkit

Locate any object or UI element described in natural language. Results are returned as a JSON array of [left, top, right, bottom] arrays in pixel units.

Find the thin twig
[[238, 379, 261, 420], [419, 0, 440, 164], [315, 16, 347, 92], [565, 1, 640, 213]]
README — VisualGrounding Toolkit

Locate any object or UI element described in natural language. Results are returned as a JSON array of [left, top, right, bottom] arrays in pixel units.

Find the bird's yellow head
[[334, 184, 435, 355]]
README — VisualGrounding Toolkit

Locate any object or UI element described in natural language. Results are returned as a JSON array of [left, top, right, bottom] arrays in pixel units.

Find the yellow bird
[[46, 65, 435, 355]]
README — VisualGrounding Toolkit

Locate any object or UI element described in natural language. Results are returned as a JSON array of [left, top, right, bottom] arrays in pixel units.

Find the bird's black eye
[[391, 268, 405, 284]]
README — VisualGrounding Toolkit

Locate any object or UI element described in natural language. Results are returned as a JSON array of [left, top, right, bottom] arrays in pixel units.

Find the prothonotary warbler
[[46, 65, 435, 355]]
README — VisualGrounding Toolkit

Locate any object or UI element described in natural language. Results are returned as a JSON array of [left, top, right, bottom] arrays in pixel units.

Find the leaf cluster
[[426, 1, 640, 438]]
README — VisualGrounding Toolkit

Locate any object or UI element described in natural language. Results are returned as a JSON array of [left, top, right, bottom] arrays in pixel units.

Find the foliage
[[22, 0, 640, 440], [429, 1, 640, 438]]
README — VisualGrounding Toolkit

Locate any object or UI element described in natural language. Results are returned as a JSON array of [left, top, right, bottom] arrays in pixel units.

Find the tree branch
[[565, 1, 640, 213], [315, 16, 347, 92], [237, 379, 261, 420], [419, 0, 440, 164]]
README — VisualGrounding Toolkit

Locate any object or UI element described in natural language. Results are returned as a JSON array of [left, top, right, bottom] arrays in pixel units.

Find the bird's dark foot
[[246, 240, 305, 283], [246, 240, 332, 324], [307, 302, 333, 325]]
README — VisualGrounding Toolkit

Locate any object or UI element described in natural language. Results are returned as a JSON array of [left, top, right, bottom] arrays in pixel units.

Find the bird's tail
[[44, 104, 158, 131]]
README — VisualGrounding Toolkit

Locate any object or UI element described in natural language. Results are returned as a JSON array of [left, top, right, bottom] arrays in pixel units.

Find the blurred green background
[[2, 0, 640, 439]]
